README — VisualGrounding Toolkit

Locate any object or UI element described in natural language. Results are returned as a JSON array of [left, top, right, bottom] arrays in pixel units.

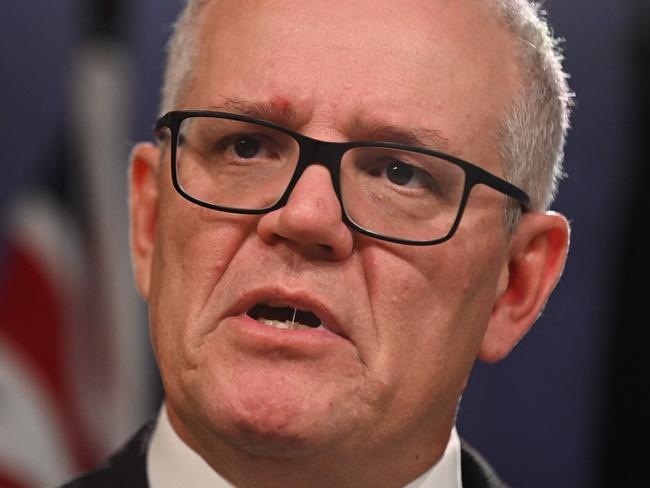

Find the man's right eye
[[233, 136, 262, 159]]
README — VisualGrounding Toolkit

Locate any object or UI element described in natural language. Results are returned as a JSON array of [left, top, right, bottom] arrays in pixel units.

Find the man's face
[[140, 0, 521, 466]]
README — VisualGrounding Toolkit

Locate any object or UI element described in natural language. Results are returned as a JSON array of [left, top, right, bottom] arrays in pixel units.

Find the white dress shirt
[[147, 405, 462, 488]]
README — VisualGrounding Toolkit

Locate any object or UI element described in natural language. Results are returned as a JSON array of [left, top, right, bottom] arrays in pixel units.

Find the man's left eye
[[385, 161, 431, 189]]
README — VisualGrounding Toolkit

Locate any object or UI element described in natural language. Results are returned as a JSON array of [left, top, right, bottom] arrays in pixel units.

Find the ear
[[129, 142, 161, 300], [479, 211, 570, 362]]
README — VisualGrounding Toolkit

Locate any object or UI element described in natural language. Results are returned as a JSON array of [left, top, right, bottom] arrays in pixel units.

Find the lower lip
[[222, 313, 348, 349]]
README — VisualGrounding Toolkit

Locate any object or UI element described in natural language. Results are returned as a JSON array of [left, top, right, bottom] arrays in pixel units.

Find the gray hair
[[160, 0, 572, 228], [160, 0, 211, 117], [493, 0, 573, 228]]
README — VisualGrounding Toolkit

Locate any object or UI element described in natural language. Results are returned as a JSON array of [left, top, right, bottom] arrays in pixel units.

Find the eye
[[386, 161, 414, 186], [233, 136, 262, 159], [384, 160, 432, 189]]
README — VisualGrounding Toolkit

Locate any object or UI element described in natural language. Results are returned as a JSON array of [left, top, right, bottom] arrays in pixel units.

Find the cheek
[[148, 199, 257, 372], [359, 234, 504, 381], [361, 243, 472, 330]]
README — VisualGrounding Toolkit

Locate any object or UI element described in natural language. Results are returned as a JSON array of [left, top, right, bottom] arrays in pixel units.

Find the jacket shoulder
[[461, 441, 509, 488], [60, 421, 155, 488]]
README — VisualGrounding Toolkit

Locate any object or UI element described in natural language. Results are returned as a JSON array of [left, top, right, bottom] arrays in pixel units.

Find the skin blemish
[[270, 96, 293, 117]]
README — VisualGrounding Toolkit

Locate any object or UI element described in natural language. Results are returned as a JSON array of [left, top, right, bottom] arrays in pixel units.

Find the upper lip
[[225, 286, 349, 340]]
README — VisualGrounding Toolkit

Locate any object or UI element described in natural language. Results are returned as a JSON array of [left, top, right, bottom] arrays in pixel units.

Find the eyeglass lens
[[174, 116, 467, 242]]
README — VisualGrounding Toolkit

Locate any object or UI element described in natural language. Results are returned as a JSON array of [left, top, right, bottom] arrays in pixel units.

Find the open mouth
[[247, 303, 325, 331]]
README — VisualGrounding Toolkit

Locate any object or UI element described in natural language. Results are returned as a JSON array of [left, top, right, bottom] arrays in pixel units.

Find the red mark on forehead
[[270, 96, 293, 115], [218, 95, 311, 127]]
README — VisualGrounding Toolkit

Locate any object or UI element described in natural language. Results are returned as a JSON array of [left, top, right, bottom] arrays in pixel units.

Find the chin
[[185, 367, 363, 459], [224, 415, 326, 458], [204, 396, 341, 458]]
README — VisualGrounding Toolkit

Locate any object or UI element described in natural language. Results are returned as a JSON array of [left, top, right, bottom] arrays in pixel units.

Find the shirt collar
[[147, 405, 233, 488], [147, 404, 462, 488]]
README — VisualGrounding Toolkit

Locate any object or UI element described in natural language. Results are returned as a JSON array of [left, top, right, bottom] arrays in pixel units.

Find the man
[[64, 0, 571, 486]]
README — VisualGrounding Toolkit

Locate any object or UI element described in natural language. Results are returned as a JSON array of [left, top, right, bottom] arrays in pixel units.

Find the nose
[[257, 165, 354, 260]]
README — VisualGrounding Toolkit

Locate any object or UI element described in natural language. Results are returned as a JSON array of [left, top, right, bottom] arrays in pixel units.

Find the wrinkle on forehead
[[191, 0, 521, 165], [208, 95, 454, 149]]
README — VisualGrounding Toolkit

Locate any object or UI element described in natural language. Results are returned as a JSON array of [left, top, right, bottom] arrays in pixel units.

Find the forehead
[[188, 0, 520, 163]]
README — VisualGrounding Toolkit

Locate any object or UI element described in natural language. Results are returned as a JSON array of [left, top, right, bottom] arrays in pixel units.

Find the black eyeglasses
[[155, 111, 529, 246]]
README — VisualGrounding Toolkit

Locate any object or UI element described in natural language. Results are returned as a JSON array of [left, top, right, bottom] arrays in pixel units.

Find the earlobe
[[129, 142, 161, 300], [479, 212, 570, 362]]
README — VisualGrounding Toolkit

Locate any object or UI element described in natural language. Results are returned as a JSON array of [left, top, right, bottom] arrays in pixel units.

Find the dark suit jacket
[[61, 423, 507, 488]]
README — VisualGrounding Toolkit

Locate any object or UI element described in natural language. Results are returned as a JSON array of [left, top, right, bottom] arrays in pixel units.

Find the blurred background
[[0, 0, 647, 486]]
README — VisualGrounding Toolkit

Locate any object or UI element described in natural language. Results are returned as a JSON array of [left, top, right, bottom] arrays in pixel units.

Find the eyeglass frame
[[155, 110, 530, 246]]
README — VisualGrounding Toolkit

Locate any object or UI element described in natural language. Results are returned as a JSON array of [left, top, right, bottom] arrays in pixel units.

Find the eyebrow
[[348, 118, 452, 152], [211, 98, 299, 126], [209, 97, 453, 152]]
